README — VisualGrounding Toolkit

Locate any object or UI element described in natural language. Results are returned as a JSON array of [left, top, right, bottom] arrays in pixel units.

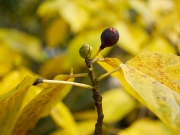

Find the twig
[[33, 78, 93, 90], [85, 58, 104, 135], [98, 66, 121, 81]]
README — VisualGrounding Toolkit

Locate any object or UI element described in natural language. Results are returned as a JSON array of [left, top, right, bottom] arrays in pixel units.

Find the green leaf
[[12, 75, 74, 135], [0, 75, 37, 135]]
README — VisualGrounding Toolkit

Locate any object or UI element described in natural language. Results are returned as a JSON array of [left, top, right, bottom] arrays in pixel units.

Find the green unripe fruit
[[79, 44, 93, 59]]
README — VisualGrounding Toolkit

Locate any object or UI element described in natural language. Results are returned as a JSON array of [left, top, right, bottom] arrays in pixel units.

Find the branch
[[85, 58, 104, 135]]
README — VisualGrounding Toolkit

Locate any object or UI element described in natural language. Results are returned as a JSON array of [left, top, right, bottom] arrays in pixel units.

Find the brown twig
[[85, 58, 104, 135]]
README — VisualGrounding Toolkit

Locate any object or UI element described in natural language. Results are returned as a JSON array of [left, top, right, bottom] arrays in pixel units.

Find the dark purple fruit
[[100, 27, 119, 50]]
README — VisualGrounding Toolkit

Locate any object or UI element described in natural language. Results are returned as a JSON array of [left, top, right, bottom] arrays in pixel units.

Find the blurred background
[[0, 0, 180, 135]]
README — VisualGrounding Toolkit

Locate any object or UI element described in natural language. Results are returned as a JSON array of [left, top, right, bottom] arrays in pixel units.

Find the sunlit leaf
[[12, 75, 74, 135], [73, 110, 96, 120], [20, 84, 43, 111], [98, 53, 180, 133], [58, 1, 89, 33], [142, 36, 176, 54], [126, 52, 180, 94], [37, 0, 60, 21], [50, 102, 78, 135], [148, 0, 174, 13], [115, 22, 149, 55], [39, 54, 71, 78], [51, 119, 96, 135], [46, 18, 68, 47], [129, 0, 154, 22], [0, 67, 35, 95], [0, 75, 37, 135], [102, 88, 136, 123], [120, 63, 180, 133], [118, 118, 176, 135], [76, 119, 96, 135], [0, 43, 22, 77], [0, 28, 44, 62], [0, 66, 45, 111], [51, 108, 96, 135], [37, 0, 89, 33]]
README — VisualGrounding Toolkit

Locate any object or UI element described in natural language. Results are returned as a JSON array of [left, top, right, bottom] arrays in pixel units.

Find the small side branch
[[33, 78, 93, 90], [98, 66, 121, 81]]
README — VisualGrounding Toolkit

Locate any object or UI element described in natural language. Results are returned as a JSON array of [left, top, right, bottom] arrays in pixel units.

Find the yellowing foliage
[[118, 118, 176, 135], [12, 75, 74, 135], [102, 88, 136, 123], [126, 53, 180, 94], [0, 0, 180, 135], [0, 75, 38, 135], [98, 52, 180, 134]]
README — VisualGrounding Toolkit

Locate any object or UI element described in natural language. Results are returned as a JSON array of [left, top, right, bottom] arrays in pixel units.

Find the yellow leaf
[[0, 28, 44, 62], [0, 67, 35, 95], [73, 110, 96, 120], [120, 63, 180, 133], [58, 1, 89, 33], [102, 88, 136, 123], [37, 0, 89, 33], [0, 43, 22, 77], [51, 119, 96, 135], [0, 67, 43, 111], [12, 75, 74, 135], [36, 0, 60, 21], [126, 52, 180, 94], [50, 102, 78, 135], [76, 120, 96, 135], [98, 53, 180, 133], [115, 22, 149, 55], [118, 118, 176, 135], [129, 0, 154, 22], [0, 75, 37, 135], [20, 85, 43, 111], [46, 18, 68, 47], [142, 36, 176, 54], [39, 54, 71, 78]]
